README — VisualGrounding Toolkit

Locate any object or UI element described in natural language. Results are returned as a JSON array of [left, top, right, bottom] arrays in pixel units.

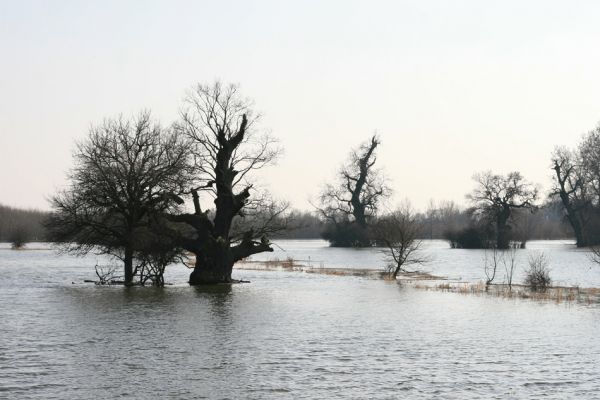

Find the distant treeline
[[0, 202, 572, 244], [417, 200, 572, 242], [0, 204, 49, 243], [271, 201, 572, 241]]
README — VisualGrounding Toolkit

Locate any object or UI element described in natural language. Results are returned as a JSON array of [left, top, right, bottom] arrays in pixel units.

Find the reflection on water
[[1, 242, 600, 398]]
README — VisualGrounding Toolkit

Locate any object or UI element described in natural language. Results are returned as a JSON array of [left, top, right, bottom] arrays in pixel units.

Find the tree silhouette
[[317, 135, 388, 247], [168, 82, 286, 284]]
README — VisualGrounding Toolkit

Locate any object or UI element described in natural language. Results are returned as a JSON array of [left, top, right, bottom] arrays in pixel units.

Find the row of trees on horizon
[[2, 81, 599, 285], [0, 193, 573, 245]]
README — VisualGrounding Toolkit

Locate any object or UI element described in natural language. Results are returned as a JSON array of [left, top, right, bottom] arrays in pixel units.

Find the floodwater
[[251, 239, 600, 288], [1, 241, 600, 399]]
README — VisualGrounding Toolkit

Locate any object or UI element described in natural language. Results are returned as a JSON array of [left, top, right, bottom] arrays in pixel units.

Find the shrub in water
[[524, 252, 551, 292], [9, 227, 29, 249]]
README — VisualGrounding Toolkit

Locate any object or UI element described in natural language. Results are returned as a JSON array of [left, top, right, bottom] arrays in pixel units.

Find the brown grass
[[235, 259, 416, 279], [410, 280, 599, 304], [231, 258, 600, 305]]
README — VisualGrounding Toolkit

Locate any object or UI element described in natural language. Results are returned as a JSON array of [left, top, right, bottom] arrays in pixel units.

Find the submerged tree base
[[189, 277, 250, 285]]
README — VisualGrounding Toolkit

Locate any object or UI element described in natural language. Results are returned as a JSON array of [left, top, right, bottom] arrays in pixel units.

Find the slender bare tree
[[373, 205, 426, 279]]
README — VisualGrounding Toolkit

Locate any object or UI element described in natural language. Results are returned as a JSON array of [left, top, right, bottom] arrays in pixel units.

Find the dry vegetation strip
[[415, 281, 600, 304], [235, 257, 600, 305]]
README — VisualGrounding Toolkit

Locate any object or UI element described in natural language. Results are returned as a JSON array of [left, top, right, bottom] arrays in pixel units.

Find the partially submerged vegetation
[[236, 257, 442, 280], [19, 78, 600, 288], [238, 256, 599, 304], [416, 281, 600, 304]]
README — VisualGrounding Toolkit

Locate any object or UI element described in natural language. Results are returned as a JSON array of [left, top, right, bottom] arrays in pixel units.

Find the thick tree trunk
[[496, 210, 511, 249], [564, 205, 587, 247], [189, 259, 234, 284], [188, 243, 235, 284], [124, 246, 134, 286], [553, 162, 589, 247], [573, 220, 587, 247]]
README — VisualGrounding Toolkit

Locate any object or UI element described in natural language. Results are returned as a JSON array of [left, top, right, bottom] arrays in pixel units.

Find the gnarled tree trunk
[[189, 246, 234, 284]]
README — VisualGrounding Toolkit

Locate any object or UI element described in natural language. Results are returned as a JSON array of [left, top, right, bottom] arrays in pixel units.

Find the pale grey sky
[[2, 0, 600, 211]]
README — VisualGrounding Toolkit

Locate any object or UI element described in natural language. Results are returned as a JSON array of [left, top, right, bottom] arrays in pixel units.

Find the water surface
[[1, 241, 599, 399]]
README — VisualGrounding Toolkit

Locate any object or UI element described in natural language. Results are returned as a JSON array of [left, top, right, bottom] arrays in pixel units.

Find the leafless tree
[[551, 147, 590, 246], [468, 171, 538, 249], [373, 205, 427, 279], [550, 126, 600, 247], [46, 111, 192, 285], [588, 245, 600, 267], [579, 126, 600, 205], [94, 264, 119, 285], [317, 135, 389, 247], [169, 82, 287, 284], [525, 252, 551, 292], [483, 245, 502, 286], [503, 246, 518, 291]]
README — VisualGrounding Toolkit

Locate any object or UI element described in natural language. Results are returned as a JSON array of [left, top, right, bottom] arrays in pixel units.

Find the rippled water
[[1, 241, 600, 399]]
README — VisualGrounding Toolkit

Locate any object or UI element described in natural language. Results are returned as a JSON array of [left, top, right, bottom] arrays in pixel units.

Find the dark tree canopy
[[467, 171, 538, 249], [168, 82, 286, 284], [46, 111, 192, 285], [318, 135, 388, 247]]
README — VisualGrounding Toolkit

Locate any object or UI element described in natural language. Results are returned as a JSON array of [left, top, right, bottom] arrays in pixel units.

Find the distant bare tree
[[550, 126, 600, 248], [551, 147, 590, 246], [46, 111, 192, 285], [318, 135, 389, 247], [468, 171, 538, 249], [503, 246, 518, 291], [169, 82, 286, 284], [425, 199, 438, 239], [579, 126, 600, 205], [373, 205, 426, 279]]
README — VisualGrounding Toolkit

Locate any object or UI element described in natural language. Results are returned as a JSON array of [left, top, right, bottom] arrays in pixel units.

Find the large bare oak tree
[[317, 135, 388, 247], [169, 82, 285, 284]]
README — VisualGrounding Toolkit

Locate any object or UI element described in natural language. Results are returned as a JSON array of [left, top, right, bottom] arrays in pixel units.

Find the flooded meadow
[[1, 240, 600, 399]]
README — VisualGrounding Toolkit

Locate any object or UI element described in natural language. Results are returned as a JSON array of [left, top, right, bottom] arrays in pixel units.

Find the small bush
[[9, 227, 29, 249], [524, 253, 551, 292]]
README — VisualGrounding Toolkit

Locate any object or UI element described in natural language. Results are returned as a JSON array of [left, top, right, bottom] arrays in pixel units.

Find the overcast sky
[[2, 0, 600, 211]]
